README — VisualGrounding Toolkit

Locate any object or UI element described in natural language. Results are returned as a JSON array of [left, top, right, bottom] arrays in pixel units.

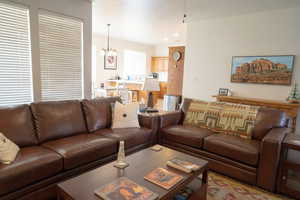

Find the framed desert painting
[[231, 55, 295, 85]]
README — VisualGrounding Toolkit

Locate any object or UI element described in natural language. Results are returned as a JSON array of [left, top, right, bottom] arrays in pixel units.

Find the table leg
[[189, 170, 208, 200], [202, 170, 208, 200]]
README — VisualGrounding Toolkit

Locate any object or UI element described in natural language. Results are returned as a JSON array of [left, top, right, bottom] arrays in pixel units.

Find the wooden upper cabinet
[[151, 57, 168, 72]]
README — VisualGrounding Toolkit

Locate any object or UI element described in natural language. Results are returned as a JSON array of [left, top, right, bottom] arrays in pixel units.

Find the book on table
[[166, 158, 201, 173], [144, 167, 183, 190], [94, 177, 158, 200]]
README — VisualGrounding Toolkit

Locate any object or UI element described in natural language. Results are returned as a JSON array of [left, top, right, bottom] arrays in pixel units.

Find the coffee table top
[[58, 146, 208, 200]]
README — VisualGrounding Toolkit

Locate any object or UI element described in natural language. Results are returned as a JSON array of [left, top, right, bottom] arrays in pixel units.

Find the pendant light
[[182, 0, 187, 23], [101, 24, 117, 56]]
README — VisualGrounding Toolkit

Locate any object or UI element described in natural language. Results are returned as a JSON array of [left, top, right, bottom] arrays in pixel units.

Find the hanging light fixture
[[101, 24, 117, 56]]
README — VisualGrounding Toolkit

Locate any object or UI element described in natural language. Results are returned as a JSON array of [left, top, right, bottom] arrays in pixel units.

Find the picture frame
[[104, 54, 117, 70], [219, 88, 229, 96], [231, 55, 295, 85]]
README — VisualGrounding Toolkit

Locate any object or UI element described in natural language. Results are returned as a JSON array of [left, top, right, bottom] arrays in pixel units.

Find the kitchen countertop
[[106, 80, 144, 84]]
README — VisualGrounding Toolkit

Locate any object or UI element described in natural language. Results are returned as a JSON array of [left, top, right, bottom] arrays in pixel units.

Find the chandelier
[[101, 24, 117, 56]]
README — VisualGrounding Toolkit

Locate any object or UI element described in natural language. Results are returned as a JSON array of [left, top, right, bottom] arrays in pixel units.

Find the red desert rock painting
[[231, 55, 294, 85]]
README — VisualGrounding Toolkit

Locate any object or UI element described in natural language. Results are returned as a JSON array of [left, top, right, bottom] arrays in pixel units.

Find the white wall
[[6, 0, 92, 99], [184, 7, 300, 131], [93, 34, 155, 86], [154, 45, 169, 57]]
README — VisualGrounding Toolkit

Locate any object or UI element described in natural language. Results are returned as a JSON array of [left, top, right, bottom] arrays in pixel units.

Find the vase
[[114, 141, 129, 169]]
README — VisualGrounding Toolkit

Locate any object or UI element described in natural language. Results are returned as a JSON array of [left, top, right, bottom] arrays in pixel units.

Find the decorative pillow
[[0, 132, 20, 164], [183, 100, 259, 139], [112, 102, 140, 129]]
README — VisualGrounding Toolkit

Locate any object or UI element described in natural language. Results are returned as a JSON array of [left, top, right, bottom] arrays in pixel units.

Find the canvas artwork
[[104, 55, 117, 70], [231, 55, 295, 85]]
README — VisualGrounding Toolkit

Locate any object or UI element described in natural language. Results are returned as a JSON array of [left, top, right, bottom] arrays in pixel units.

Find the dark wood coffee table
[[57, 146, 208, 200]]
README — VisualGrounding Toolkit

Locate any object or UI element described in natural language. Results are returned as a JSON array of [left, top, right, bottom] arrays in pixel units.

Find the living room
[[0, 0, 300, 200]]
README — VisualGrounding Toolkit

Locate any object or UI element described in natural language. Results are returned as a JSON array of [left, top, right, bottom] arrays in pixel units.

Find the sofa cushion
[[0, 146, 63, 196], [252, 107, 288, 140], [31, 100, 87, 143], [203, 134, 260, 166], [161, 125, 214, 149], [94, 128, 152, 149], [42, 134, 118, 170], [81, 98, 117, 132], [0, 104, 38, 147]]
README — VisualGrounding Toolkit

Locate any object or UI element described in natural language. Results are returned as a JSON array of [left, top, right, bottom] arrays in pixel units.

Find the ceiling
[[92, 0, 300, 45]]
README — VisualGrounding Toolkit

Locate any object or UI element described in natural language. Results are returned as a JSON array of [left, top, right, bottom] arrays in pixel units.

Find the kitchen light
[[100, 24, 117, 56]]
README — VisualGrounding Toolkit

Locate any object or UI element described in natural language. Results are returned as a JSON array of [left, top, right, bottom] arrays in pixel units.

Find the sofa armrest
[[138, 114, 159, 129], [138, 114, 160, 145], [160, 111, 183, 128], [257, 127, 292, 191]]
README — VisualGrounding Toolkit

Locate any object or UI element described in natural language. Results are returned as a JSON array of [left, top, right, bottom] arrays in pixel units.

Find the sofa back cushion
[[81, 98, 113, 132], [252, 107, 287, 140], [0, 105, 38, 147], [31, 100, 86, 143], [81, 97, 121, 132]]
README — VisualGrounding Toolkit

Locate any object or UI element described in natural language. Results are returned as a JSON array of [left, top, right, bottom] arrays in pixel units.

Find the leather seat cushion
[[93, 128, 152, 149], [42, 134, 118, 170], [0, 146, 63, 196], [203, 134, 260, 166], [161, 125, 214, 148]]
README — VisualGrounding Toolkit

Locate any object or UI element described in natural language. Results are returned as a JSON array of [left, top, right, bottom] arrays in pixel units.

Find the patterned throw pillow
[[112, 102, 140, 129], [0, 132, 20, 164], [183, 100, 259, 139]]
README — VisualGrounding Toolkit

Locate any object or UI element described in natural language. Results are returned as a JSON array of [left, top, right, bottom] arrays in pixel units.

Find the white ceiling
[[92, 0, 300, 45]]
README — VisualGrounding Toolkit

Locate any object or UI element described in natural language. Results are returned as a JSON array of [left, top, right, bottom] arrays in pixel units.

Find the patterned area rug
[[207, 172, 293, 200]]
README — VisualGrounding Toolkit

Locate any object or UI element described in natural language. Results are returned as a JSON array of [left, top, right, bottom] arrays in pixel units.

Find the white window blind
[[39, 11, 83, 101], [0, 2, 32, 106]]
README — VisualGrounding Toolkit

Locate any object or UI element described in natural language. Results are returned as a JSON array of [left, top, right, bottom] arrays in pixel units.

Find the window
[[39, 11, 83, 101], [0, 2, 32, 106], [123, 50, 146, 79]]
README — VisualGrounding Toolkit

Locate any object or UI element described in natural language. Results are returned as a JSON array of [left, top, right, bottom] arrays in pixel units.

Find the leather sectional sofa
[[0, 97, 159, 200], [0, 97, 290, 200], [158, 99, 291, 192]]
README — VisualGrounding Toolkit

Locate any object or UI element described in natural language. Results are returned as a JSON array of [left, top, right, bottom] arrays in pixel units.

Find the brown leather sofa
[[0, 98, 159, 200], [159, 99, 291, 192]]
